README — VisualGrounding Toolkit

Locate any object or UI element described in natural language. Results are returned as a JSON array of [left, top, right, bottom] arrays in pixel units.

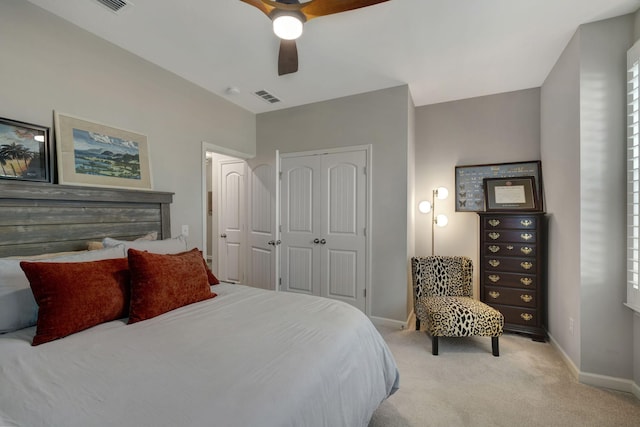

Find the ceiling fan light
[[273, 15, 303, 40]]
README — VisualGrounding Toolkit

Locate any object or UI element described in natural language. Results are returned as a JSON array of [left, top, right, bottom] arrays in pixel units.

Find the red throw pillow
[[199, 250, 220, 285], [127, 248, 216, 324], [20, 258, 130, 346]]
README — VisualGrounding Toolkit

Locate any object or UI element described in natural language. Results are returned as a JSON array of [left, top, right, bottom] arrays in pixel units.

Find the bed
[[0, 181, 399, 427]]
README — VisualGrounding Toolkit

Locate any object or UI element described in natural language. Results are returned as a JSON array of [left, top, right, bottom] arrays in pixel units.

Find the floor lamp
[[418, 187, 449, 255]]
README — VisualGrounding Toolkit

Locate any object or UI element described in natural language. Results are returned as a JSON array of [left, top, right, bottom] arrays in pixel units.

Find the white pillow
[[102, 234, 187, 254], [87, 231, 158, 251], [0, 245, 126, 334]]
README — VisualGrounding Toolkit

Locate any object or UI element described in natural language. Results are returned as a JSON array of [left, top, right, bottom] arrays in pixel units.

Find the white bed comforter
[[0, 284, 399, 427]]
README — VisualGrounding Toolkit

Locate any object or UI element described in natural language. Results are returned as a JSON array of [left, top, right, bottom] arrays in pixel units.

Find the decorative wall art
[[454, 160, 543, 212], [55, 112, 152, 190], [483, 176, 540, 211], [0, 117, 52, 183]]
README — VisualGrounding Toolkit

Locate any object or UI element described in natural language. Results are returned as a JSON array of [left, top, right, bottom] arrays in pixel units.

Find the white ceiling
[[26, 0, 640, 114]]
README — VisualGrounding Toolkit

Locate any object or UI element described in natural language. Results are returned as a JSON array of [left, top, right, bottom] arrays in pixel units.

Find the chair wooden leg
[[432, 336, 438, 355], [492, 336, 499, 357], [415, 318, 421, 331]]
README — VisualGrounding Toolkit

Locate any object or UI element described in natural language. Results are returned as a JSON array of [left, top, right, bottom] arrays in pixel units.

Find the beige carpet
[[369, 326, 640, 427]]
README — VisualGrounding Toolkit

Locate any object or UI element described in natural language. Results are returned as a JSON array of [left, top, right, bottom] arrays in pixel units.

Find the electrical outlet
[[569, 317, 574, 335], [181, 225, 189, 237]]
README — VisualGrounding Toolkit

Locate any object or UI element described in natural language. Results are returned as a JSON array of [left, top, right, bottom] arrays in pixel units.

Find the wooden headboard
[[0, 180, 173, 257]]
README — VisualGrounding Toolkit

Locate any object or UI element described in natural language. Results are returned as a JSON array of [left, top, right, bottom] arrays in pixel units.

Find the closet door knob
[[320, 239, 326, 245], [220, 233, 227, 238], [313, 238, 320, 244]]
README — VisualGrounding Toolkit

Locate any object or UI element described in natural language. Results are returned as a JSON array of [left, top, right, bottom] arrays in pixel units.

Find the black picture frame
[[0, 117, 52, 183], [454, 160, 543, 212], [484, 176, 540, 212]]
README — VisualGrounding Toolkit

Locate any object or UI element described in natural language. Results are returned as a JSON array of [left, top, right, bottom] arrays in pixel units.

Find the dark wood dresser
[[478, 212, 547, 341]]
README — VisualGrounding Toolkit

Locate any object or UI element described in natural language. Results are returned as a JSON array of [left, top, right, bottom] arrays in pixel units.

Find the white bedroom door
[[280, 149, 367, 312], [218, 160, 245, 283]]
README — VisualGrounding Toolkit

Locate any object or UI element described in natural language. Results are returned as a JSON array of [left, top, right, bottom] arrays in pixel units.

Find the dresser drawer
[[484, 230, 537, 243], [483, 256, 537, 273], [484, 216, 537, 230], [484, 243, 536, 257], [483, 286, 536, 308], [479, 212, 547, 340], [483, 271, 537, 289], [490, 304, 540, 327]]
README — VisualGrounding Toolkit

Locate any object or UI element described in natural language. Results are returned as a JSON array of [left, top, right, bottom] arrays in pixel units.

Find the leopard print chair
[[411, 256, 504, 356]]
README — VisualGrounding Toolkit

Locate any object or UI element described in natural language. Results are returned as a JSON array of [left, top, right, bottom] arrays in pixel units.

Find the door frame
[[201, 142, 252, 270], [278, 144, 372, 316]]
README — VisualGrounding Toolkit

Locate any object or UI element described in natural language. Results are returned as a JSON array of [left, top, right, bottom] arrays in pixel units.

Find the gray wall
[[0, 0, 256, 248], [579, 14, 634, 379], [414, 89, 541, 296], [542, 14, 636, 382], [256, 85, 412, 322], [540, 31, 583, 366]]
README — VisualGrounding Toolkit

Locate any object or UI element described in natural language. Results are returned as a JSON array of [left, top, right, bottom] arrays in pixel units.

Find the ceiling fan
[[240, 0, 390, 76]]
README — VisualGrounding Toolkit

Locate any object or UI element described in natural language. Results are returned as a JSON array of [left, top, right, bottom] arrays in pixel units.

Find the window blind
[[627, 40, 640, 312]]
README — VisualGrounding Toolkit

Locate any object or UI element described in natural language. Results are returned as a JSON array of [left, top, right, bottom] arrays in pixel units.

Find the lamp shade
[[418, 200, 432, 213], [435, 187, 449, 200], [435, 214, 449, 227], [273, 15, 303, 40]]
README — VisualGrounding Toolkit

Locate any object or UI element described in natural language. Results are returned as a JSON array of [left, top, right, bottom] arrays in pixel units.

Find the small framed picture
[[55, 112, 152, 190], [484, 176, 540, 212], [0, 117, 52, 183]]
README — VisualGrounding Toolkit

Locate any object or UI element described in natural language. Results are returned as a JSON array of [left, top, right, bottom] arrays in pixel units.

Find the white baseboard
[[547, 333, 580, 381], [370, 316, 407, 330], [548, 332, 639, 398], [579, 371, 637, 395], [633, 380, 640, 400]]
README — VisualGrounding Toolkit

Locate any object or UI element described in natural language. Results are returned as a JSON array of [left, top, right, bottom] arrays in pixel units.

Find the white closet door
[[320, 151, 366, 311], [280, 155, 321, 295], [218, 160, 245, 283], [280, 150, 367, 312]]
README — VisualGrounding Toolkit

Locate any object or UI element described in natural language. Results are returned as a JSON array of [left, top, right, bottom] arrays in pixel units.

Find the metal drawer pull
[[488, 219, 500, 227], [520, 247, 533, 255], [489, 259, 500, 267], [520, 219, 533, 227], [488, 245, 500, 253], [506, 245, 514, 250], [488, 275, 500, 283], [520, 277, 533, 286], [520, 294, 533, 303], [520, 262, 533, 270], [489, 232, 500, 240], [520, 233, 533, 241], [520, 313, 533, 321], [489, 291, 500, 299]]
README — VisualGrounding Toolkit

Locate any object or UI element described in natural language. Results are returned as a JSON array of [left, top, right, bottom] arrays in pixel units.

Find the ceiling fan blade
[[239, 0, 275, 17], [278, 39, 298, 76], [301, 0, 390, 20]]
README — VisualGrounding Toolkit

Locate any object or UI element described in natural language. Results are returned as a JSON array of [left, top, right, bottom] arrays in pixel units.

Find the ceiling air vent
[[94, 0, 131, 14], [254, 90, 281, 104]]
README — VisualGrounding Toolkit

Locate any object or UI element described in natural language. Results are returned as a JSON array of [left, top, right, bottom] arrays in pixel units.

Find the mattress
[[0, 283, 399, 427]]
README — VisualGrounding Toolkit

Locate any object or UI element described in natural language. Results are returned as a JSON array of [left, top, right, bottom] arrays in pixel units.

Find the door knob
[[320, 239, 326, 245], [268, 240, 275, 246], [313, 238, 320, 244], [220, 233, 227, 238]]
